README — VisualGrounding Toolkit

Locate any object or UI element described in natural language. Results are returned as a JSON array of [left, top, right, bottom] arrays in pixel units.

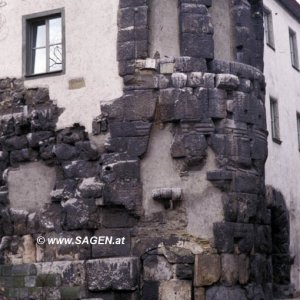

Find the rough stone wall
[[0, 0, 277, 299]]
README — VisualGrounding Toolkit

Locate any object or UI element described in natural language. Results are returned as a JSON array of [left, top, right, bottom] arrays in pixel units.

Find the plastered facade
[[0, 0, 286, 299], [0, 0, 123, 133], [263, 0, 300, 295]]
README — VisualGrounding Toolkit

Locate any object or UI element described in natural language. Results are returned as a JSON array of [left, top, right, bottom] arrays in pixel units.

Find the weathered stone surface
[[221, 254, 239, 286], [86, 257, 139, 291], [206, 285, 247, 300], [77, 177, 104, 199], [194, 254, 221, 286], [181, 13, 213, 34], [175, 263, 193, 280], [62, 160, 98, 179], [181, 33, 214, 59], [171, 73, 187, 88], [92, 229, 130, 258], [214, 222, 254, 254], [159, 280, 192, 300], [143, 255, 173, 281], [142, 281, 159, 300], [238, 254, 250, 285], [216, 74, 240, 90], [194, 287, 205, 300], [187, 72, 214, 88], [53, 143, 79, 161], [62, 198, 99, 230], [175, 57, 207, 73]]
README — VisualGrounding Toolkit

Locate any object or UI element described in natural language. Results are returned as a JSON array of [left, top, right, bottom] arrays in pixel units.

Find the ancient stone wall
[[0, 0, 280, 299]]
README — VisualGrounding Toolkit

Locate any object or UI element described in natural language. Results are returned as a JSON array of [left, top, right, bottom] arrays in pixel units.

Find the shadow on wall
[[266, 185, 294, 298]]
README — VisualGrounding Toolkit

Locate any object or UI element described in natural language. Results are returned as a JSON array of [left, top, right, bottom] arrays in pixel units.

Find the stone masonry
[[0, 0, 290, 299]]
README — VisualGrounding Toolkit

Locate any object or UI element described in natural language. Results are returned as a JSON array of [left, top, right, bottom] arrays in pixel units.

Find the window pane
[[49, 17, 62, 45], [32, 48, 46, 74], [32, 21, 46, 48], [49, 44, 63, 71]]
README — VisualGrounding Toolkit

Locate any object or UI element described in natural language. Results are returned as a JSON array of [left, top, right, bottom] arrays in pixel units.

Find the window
[[23, 9, 65, 76], [270, 98, 281, 143], [297, 113, 300, 150], [289, 28, 299, 70], [263, 7, 275, 49]]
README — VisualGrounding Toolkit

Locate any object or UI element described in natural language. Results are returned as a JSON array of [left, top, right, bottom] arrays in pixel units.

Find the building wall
[[264, 0, 300, 292], [0, 0, 273, 299], [0, 0, 123, 133]]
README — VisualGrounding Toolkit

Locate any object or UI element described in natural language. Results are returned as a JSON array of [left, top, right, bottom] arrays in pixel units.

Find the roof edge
[[276, 0, 300, 22]]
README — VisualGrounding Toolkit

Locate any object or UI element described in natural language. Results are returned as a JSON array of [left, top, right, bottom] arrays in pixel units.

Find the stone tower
[[0, 0, 277, 299]]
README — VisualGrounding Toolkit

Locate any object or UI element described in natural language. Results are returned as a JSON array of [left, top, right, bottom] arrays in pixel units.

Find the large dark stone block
[[92, 229, 131, 258], [181, 33, 214, 59], [103, 181, 142, 213], [86, 257, 139, 291], [53, 143, 79, 161], [214, 222, 254, 254], [206, 285, 247, 300], [62, 198, 99, 230], [62, 160, 98, 179], [181, 13, 213, 34]]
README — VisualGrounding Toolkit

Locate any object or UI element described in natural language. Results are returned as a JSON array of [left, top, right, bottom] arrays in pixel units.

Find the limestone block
[[159, 280, 192, 300], [86, 257, 139, 291], [171, 73, 187, 88], [216, 74, 240, 90], [194, 254, 221, 286]]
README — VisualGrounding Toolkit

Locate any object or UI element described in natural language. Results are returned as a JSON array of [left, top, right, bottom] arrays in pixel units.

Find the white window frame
[[270, 97, 281, 143], [289, 28, 299, 70], [22, 8, 65, 78], [297, 113, 300, 151], [263, 7, 275, 49]]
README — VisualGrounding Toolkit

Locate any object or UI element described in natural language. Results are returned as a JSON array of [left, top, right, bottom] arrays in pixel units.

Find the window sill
[[272, 137, 282, 145], [266, 42, 275, 51], [24, 70, 64, 80]]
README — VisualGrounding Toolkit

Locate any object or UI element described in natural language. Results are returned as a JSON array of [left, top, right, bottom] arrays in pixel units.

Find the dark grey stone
[[181, 33, 214, 59], [206, 285, 247, 300], [175, 263, 193, 280], [63, 198, 99, 230], [86, 257, 139, 291], [62, 160, 98, 179], [92, 229, 131, 258]]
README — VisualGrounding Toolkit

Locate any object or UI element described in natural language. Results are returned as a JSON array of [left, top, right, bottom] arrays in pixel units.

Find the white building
[[264, 0, 300, 295]]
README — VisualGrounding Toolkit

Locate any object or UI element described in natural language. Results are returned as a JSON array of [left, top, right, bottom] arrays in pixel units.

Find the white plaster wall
[[264, 0, 300, 291], [0, 0, 122, 133], [7, 162, 56, 212], [141, 125, 224, 240], [149, 0, 180, 58], [209, 0, 234, 61]]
